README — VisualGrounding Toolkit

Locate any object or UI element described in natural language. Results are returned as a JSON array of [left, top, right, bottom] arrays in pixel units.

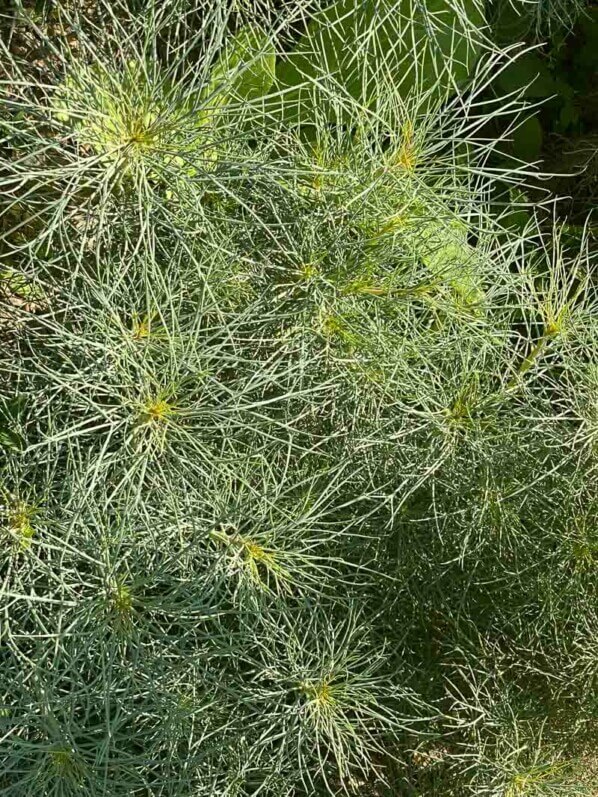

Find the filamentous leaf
[[276, 0, 485, 121]]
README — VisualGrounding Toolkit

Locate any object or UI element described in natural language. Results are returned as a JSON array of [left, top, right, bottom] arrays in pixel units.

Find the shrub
[[0, 1, 596, 795]]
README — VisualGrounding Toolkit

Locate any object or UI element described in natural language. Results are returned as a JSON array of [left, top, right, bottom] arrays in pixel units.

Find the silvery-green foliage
[[0, 1, 596, 795]]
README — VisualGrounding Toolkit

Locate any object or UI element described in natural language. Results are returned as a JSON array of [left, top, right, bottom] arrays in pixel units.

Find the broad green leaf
[[557, 100, 579, 131], [419, 220, 485, 307], [512, 115, 543, 162], [0, 397, 25, 452], [501, 188, 531, 232], [491, 0, 531, 45], [497, 52, 556, 99], [275, 0, 485, 122], [0, 426, 23, 452], [207, 25, 276, 106]]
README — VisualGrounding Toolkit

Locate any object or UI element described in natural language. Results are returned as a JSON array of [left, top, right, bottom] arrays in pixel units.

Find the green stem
[[506, 329, 555, 392]]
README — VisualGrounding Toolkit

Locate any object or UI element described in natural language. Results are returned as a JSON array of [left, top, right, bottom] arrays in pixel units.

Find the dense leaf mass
[[0, 1, 596, 795]]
